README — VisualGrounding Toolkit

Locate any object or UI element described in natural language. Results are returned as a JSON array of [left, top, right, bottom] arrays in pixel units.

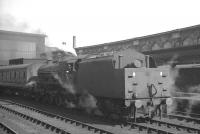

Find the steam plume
[[52, 73, 76, 94], [26, 81, 37, 87], [0, 13, 44, 34], [167, 56, 200, 115], [52, 72, 102, 115], [78, 90, 97, 113], [164, 54, 180, 113]]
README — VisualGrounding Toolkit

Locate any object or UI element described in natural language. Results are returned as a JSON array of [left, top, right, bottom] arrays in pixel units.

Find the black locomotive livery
[[0, 49, 172, 120]]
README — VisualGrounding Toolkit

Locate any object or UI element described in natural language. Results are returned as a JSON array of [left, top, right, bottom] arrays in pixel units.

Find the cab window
[[149, 56, 157, 68]]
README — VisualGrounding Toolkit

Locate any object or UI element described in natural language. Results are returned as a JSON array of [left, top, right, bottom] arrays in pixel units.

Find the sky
[[1, 0, 200, 53]]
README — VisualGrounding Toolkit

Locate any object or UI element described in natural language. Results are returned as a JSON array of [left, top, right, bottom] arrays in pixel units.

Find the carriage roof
[[0, 64, 32, 70]]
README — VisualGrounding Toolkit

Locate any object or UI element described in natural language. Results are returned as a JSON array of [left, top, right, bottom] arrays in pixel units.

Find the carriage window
[[3, 72, 6, 81], [14, 72, 16, 79], [18, 71, 20, 79], [23, 72, 26, 79], [4, 72, 6, 81], [7, 72, 10, 81], [11, 71, 14, 80], [20, 71, 23, 80], [10, 71, 12, 80], [6, 72, 8, 81], [15, 71, 18, 79], [16, 71, 19, 79]]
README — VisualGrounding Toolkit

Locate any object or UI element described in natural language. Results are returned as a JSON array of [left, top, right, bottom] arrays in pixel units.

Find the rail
[[0, 99, 114, 134], [0, 122, 18, 134]]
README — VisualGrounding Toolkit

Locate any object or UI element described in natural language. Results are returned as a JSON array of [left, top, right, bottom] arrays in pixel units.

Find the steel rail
[[0, 99, 114, 134], [0, 122, 18, 134], [167, 113, 200, 124], [134, 110, 200, 133], [127, 121, 176, 134], [0, 104, 71, 134], [149, 118, 200, 133], [126, 114, 200, 134]]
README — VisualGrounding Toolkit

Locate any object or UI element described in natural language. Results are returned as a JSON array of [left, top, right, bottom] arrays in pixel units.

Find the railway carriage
[[0, 63, 44, 95]]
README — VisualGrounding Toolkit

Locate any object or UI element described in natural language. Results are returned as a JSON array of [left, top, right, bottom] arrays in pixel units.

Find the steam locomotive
[[0, 49, 172, 120]]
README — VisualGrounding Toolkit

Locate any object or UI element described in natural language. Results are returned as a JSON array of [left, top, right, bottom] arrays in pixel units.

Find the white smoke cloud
[[25, 81, 37, 87], [64, 99, 76, 108], [78, 90, 97, 110], [186, 85, 200, 115], [166, 54, 180, 94], [167, 54, 178, 66], [189, 84, 200, 93], [163, 55, 180, 113], [167, 64, 200, 115], [52, 73, 76, 94], [78, 90, 104, 115], [0, 13, 44, 34], [52, 72, 102, 114]]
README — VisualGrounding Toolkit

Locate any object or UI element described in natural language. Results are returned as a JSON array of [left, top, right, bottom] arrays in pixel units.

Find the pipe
[[73, 36, 76, 48]]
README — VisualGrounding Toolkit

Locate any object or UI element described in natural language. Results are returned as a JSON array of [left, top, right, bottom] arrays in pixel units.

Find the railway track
[[1, 97, 200, 134], [0, 97, 146, 134], [168, 113, 200, 124], [0, 99, 114, 134], [0, 122, 17, 134], [125, 113, 200, 134], [149, 118, 200, 133]]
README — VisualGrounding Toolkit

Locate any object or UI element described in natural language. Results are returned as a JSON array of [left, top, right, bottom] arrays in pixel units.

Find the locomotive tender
[[0, 49, 172, 119]]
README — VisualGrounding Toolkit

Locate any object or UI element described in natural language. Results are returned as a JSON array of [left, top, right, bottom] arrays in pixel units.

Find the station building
[[0, 30, 46, 65], [75, 25, 200, 65]]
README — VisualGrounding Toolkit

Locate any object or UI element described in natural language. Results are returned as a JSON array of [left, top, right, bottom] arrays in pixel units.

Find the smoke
[[167, 54, 178, 66], [189, 84, 200, 93], [168, 54, 179, 91], [163, 54, 180, 113], [25, 81, 37, 87], [52, 73, 76, 94], [167, 59, 200, 115], [165, 54, 180, 93], [52, 73, 101, 115], [64, 99, 76, 108], [78, 90, 98, 113], [185, 85, 200, 115], [52, 72, 102, 115], [78, 90, 103, 116], [0, 13, 44, 34]]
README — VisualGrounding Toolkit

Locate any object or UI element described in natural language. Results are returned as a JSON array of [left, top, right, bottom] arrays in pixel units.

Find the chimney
[[73, 36, 76, 48]]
